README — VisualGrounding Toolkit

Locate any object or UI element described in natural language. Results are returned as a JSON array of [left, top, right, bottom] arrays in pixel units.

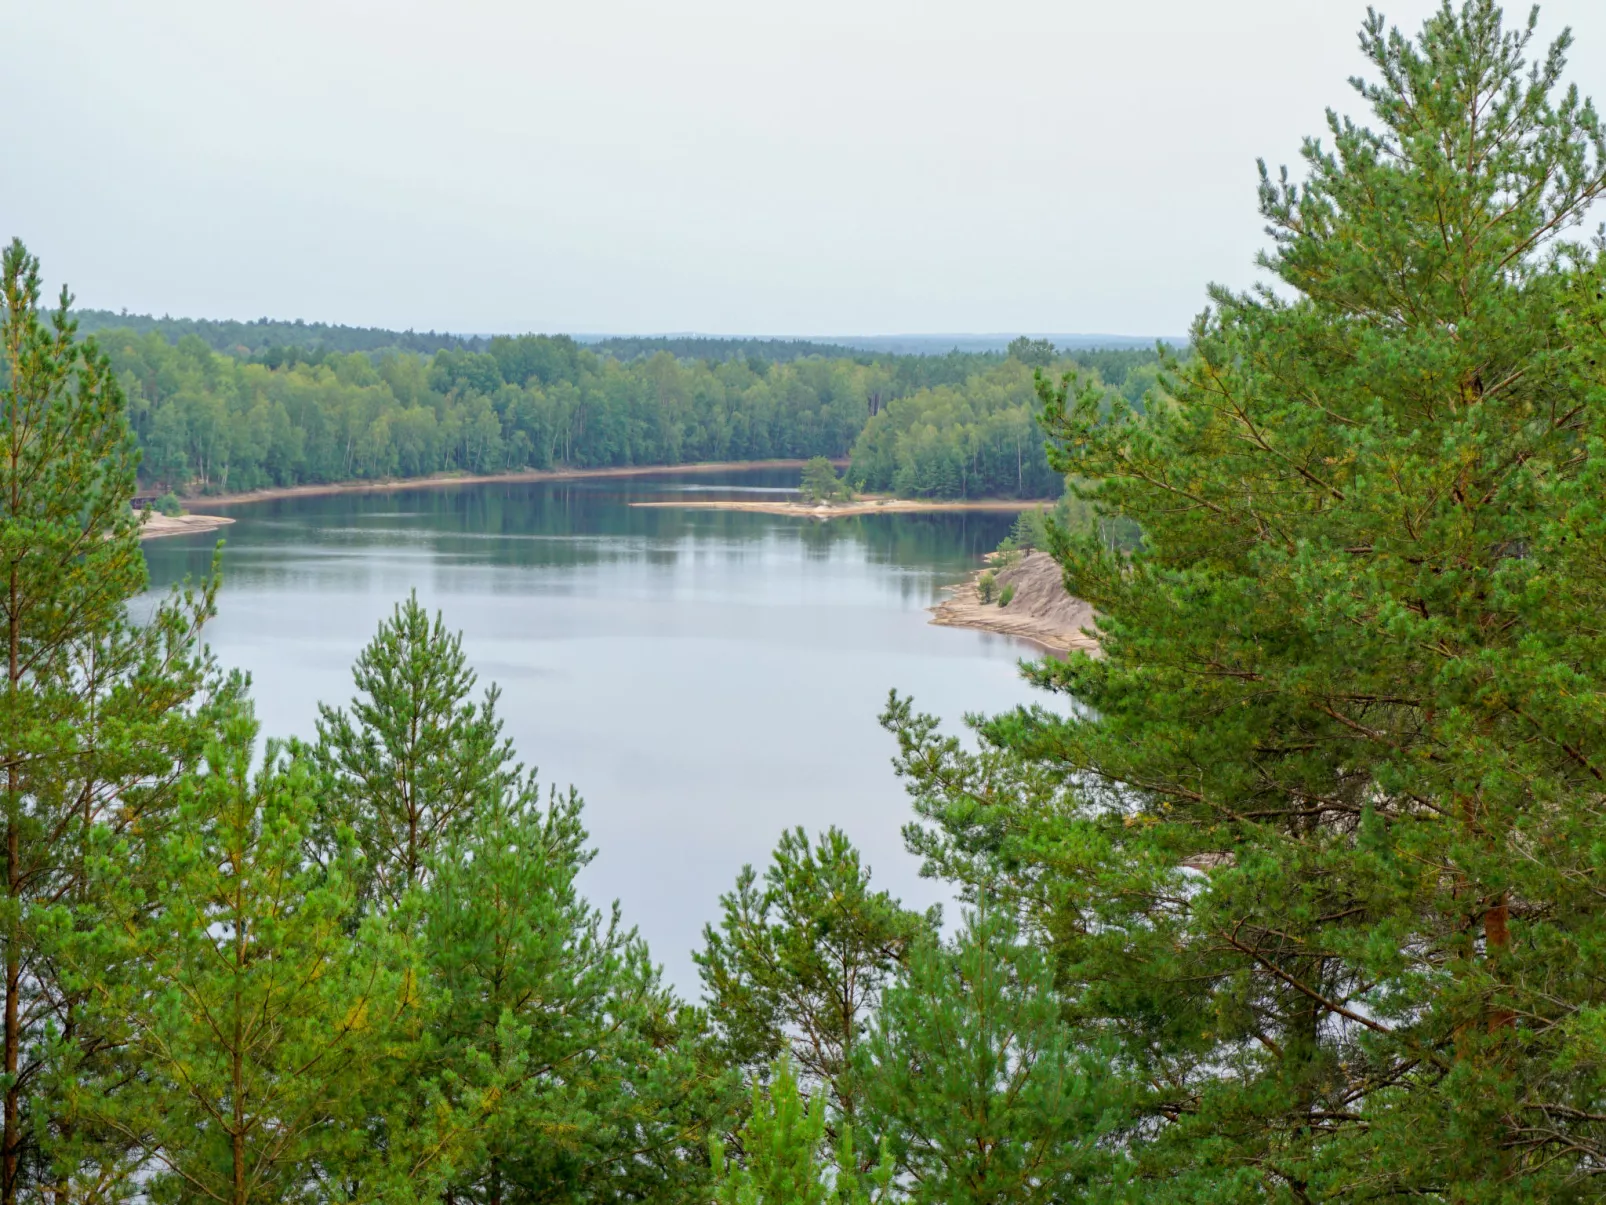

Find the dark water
[[143, 470, 1045, 991]]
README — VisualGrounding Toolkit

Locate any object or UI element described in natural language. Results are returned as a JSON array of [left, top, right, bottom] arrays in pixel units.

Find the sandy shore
[[630, 497, 1052, 518], [930, 549, 1100, 656], [139, 513, 237, 541], [180, 460, 843, 509]]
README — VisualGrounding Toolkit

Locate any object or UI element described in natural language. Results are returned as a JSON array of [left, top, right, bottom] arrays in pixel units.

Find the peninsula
[[138, 512, 236, 541], [929, 549, 1099, 656]]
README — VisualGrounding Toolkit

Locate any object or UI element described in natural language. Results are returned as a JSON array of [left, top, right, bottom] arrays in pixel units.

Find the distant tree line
[[71, 308, 481, 357], [95, 321, 1163, 497], [589, 335, 866, 363]]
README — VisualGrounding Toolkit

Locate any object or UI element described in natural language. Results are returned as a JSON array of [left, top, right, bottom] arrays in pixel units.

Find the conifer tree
[[710, 1059, 893, 1205], [315, 600, 733, 1202], [80, 713, 410, 1205], [887, 2, 1606, 1196], [424, 786, 720, 1203], [857, 907, 1123, 1204], [312, 592, 514, 909], [0, 240, 231, 1202], [697, 828, 935, 1130]]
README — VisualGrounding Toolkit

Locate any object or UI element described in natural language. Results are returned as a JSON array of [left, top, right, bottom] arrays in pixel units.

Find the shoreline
[[929, 551, 1100, 656], [629, 497, 1052, 519], [179, 460, 844, 510], [139, 513, 237, 542]]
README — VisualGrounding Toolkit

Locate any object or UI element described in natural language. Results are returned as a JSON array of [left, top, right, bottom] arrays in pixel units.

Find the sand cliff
[[930, 549, 1099, 656]]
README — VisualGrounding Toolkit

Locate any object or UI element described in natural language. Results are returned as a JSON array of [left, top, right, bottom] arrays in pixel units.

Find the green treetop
[[799, 457, 847, 504], [711, 1058, 894, 1205], [858, 906, 1124, 1205], [424, 786, 733, 1202], [311, 592, 516, 909], [697, 828, 935, 1135]]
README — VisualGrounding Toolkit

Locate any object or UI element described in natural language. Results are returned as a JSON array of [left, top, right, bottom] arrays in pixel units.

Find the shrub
[[977, 571, 997, 604], [154, 492, 183, 517], [999, 583, 1016, 608]]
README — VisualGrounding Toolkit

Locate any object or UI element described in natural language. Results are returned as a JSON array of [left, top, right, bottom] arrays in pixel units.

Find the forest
[[6, 2, 1606, 1202], [93, 318, 1159, 500]]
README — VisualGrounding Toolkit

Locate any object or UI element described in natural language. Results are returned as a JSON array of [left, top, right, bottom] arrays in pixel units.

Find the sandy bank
[[930, 549, 1099, 656], [630, 497, 1052, 519], [139, 512, 236, 541], [181, 460, 842, 509]]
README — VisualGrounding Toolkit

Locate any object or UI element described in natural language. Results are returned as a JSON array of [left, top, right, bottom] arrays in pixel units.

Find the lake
[[143, 469, 1046, 991]]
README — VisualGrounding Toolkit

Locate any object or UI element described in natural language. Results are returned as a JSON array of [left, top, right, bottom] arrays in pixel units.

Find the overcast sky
[[4, 0, 1603, 337]]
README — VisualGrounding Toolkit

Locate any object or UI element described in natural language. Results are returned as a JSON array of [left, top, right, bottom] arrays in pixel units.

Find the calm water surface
[[144, 470, 1046, 990]]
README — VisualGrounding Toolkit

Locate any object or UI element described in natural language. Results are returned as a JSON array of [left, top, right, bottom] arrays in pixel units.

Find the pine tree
[[799, 457, 845, 504], [311, 592, 515, 910], [857, 907, 1123, 1204], [314, 600, 733, 1202], [0, 240, 232, 1201], [888, 2, 1606, 1197], [424, 786, 719, 1203], [697, 828, 935, 1132], [710, 1059, 893, 1205], [79, 712, 410, 1205]]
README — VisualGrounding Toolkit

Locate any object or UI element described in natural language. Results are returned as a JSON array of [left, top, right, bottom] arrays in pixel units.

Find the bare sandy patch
[[930, 549, 1099, 656]]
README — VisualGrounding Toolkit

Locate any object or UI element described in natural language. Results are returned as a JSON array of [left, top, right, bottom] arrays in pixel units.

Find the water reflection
[[143, 470, 1039, 992]]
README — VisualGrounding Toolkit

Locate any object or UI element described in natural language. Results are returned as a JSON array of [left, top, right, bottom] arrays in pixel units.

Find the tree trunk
[[1486, 896, 1513, 1032]]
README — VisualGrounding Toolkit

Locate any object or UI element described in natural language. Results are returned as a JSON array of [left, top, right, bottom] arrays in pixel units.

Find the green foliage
[[847, 360, 1062, 499], [998, 507, 1047, 552], [0, 239, 234, 1204], [24, 5, 1606, 1201], [711, 1059, 894, 1205], [858, 907, 1123, 1204], [889, 2, 1606, 1197], [310, 592, 516, 908], [976, 570, 998, 604], [90, 318, 1162, 500], [997, 582, 1015, 608], [697, 828, 936, 1125], [594, 336, 867, 364], [425, 787, 730, 1202], [305, 598, 736, 1202], [78, 715, 416, 1205], [1005, 336, 1057, 368], [103, 332, 884, 494], [71, 308, 476, 357], [799, 456, 847, 503], [152, 490, 183, 516]]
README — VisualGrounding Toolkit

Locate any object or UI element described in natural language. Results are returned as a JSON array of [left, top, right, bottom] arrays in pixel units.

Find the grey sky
[[5, 0, 1603, 337]]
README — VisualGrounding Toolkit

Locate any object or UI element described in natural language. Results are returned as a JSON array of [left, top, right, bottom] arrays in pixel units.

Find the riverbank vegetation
[[90, 312, 1160, 500], [6, 2, 1604, 1201]]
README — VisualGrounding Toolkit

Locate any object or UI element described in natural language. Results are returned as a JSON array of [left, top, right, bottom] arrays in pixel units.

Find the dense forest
[[72, 308, 480, 357], [5, 3, 1600, 1202], [96, 320, 1160, 499]]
